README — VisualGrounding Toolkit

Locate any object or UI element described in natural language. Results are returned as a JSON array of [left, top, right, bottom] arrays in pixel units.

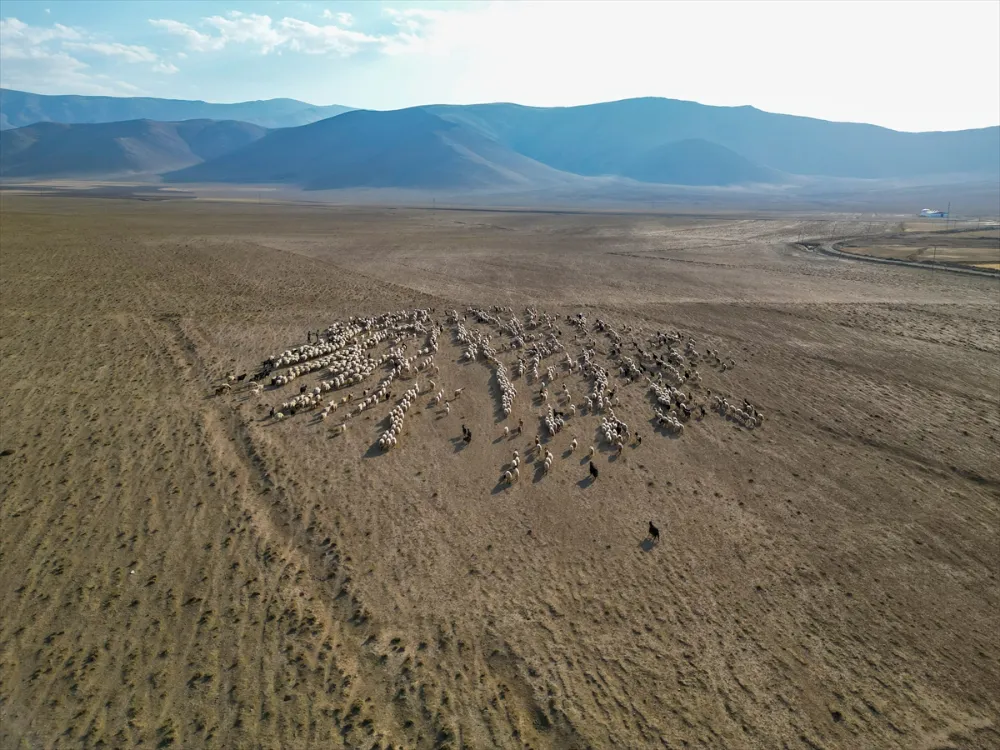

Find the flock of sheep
[[222, 305, 762, 485]]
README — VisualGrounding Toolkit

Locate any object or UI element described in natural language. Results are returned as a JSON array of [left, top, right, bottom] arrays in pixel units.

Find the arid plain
[[1, 195, 998, 750]]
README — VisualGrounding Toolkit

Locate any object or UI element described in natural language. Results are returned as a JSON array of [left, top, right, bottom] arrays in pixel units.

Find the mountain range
[[1, 88, 997, 198], [168, 107, 575, 190], [0, 88, 352, 130]]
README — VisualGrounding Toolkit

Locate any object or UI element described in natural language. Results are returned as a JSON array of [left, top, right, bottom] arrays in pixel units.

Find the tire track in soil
[[158, 312, 544, 747]]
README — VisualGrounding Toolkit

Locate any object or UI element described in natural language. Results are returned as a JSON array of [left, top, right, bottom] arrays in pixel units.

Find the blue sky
[[1, 1, 998, 132]]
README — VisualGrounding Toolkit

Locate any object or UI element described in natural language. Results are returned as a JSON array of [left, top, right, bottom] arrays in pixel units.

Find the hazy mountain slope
[[3, 92, 996, 190], [428, 98, 1000, 180], [0, 88, 352, 130], [621, 138, 784, 185], [0, 119, 267, 178], [167, 108, 577, 190]]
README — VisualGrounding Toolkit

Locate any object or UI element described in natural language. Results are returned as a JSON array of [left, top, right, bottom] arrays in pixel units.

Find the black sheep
[[589, 461, 599, 480], [648, 521, 660, 543]]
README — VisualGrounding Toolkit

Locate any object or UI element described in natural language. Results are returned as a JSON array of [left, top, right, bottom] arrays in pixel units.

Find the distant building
[[919, 208, 948, 218]]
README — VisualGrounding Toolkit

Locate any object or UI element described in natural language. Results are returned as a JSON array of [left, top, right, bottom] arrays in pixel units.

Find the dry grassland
[[1, 196, 998, 750], [840, 227, 1000, 269]]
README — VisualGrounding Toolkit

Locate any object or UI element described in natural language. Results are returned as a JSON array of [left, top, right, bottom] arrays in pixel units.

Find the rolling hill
[[620, 138, 784, 186], [166, 107, 577, 190], [0, 88, 353, 130], [0, 119, 267, 178]]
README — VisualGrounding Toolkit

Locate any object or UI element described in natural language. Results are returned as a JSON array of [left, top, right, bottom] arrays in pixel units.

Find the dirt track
[[1, 197, 998, 749]]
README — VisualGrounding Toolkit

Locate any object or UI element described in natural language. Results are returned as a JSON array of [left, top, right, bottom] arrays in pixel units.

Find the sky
[[1, 0, 998, 132]]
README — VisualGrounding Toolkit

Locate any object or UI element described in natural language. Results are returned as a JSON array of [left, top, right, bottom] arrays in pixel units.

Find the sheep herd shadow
[[532, 464, 547, 484]]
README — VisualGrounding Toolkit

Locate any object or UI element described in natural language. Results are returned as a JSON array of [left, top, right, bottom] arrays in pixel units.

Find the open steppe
[[1, 196, 998, 750]]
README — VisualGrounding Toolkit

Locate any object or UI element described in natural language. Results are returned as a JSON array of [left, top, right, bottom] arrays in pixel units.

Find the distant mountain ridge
[[0, 119, 267, 178], [0, 88, 353, 130], [1, 90, 997, 194], [426, 98, 1000, 180]]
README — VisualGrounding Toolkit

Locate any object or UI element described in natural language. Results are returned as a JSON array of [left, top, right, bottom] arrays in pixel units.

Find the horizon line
[[3, 87, 999, 134]]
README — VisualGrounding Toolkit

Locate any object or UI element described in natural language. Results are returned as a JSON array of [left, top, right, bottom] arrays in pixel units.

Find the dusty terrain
[[1, 196, 998, 750]]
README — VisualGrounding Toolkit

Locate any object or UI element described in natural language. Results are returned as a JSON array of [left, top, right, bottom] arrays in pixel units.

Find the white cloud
[[278, 17, 383, 56], [65, 41, 159, 64], [379, 8, 449, 56], [150, 9, 390, 57], [321, 9, 353, 26], [202, 11, 287, 54], [149, 18, 225, 52], [63, 40, 176, 74], [0, 45, 140, 96], [0, 17, 82, 47], [0, 17, 160, 94]]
